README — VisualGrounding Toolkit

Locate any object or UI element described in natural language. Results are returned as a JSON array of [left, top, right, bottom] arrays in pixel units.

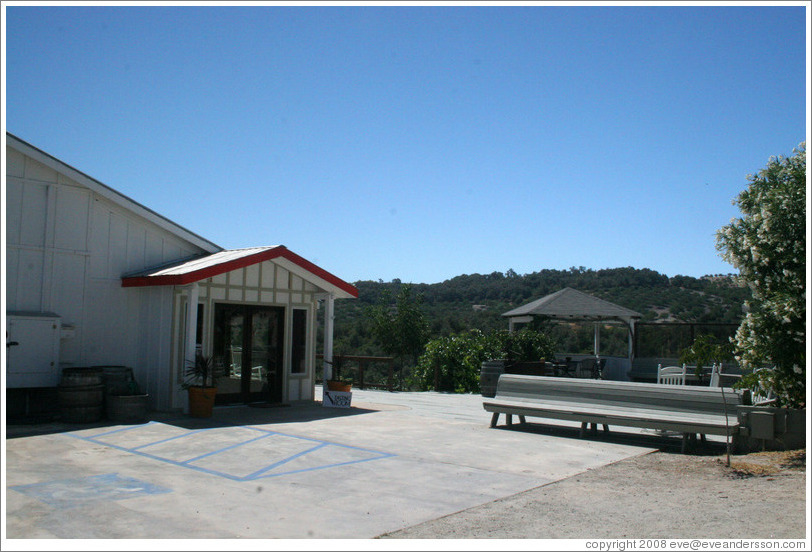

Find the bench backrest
[[495, 374, 743, 416]]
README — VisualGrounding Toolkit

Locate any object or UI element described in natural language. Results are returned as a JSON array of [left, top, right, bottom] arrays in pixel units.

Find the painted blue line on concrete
[[183, 432, 274, 464], [73, 436, 248, 481], [244, 426, 326, 443], [252, 452, 397, 480], [65, 423, 396, 482], [129, 429, 210, 451], [10, 473, 172, 508], [245, 426, 396, 456], [244, 442, 329, 480], [75, 421, 157, 439]]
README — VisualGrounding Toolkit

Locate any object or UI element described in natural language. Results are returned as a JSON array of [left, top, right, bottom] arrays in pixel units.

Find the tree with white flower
[[716, 142, 806, 407]]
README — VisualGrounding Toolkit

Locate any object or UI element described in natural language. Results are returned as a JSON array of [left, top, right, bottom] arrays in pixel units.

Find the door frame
[[212, 302, 285, 405]]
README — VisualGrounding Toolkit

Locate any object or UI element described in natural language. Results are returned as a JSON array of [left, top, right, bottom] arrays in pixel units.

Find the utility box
[[748, 411, 776, 440], [6, 313, 62, 388]]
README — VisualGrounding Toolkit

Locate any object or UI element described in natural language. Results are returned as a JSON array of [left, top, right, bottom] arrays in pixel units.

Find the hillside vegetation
[[331, 266, 750, 359]]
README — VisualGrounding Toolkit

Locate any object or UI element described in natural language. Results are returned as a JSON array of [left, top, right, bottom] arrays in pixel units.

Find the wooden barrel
[[60, 367, 103, 387], [98, 366, 136, 397], [58, 383, 105, 423], [480, 360, 506, 398], [106, 393, 149, 424]]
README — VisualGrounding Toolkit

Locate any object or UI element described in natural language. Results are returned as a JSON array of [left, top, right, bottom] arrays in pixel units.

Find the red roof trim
[[121, 246, 359, 298], [276, 247, 359, 298]]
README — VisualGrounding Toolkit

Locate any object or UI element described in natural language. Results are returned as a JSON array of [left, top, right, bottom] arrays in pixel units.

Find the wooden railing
[[316, 355, 396, 391]]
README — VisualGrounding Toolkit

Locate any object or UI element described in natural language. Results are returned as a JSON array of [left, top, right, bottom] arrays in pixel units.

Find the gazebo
[[502, 287, 643, 373]]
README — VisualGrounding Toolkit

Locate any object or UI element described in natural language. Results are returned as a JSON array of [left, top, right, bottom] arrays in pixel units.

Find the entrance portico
[[122, 245, 357, 411]]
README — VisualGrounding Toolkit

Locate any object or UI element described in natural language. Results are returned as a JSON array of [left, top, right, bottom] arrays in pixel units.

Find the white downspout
[[322, 292, 335, 403], [185, 282, 199, 382]]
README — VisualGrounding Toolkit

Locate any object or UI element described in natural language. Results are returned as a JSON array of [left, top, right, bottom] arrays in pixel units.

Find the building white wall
[[5, 144, 209, 395], [6, 141, 334, 411]]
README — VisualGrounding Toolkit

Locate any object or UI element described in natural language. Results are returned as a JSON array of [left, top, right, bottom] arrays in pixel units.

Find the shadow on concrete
[[493, 420, 732, 457], [155, 401, 382, 431], [5, 401, 382, 439]]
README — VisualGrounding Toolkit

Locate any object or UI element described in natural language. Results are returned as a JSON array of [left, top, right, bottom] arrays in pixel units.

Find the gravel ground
[[380, 449, 807, 540]]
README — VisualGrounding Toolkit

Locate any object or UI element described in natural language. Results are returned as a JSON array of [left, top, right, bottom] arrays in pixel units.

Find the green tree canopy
[[716, 142, 806, 407], [366, 283, 430, 368]]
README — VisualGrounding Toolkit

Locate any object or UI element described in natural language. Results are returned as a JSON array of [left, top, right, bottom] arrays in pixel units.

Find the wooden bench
[[483, 375, 744, 453]]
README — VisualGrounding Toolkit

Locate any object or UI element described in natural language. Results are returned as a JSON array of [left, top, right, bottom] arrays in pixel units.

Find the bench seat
[[483, 375, 743, 452], [484, 396, 738, 436]]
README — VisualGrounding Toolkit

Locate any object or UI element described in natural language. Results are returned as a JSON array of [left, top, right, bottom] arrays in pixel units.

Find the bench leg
[[579, 422, 587, 438], [518, 415, 526, 424], [602, 424, 610, 433], [507, 414, 513, 426], [490, 412, 499, 428], [681, 433, 700, 454]]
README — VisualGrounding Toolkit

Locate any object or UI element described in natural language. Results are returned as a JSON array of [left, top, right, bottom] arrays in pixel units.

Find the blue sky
[[4, 2, 809, 284]]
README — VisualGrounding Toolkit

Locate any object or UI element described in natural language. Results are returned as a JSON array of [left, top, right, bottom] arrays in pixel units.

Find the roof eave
[[121, 246, 359, 299]]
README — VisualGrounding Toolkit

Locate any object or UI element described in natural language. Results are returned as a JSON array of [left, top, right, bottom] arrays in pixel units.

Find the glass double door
[[213, 304, 284, 405]]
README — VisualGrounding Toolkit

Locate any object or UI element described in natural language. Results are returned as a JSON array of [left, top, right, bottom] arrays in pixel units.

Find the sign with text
[[323, 390, 352, 408]]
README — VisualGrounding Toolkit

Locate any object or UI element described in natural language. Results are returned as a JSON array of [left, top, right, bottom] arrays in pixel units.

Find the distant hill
[[331, 266, 750, 358]]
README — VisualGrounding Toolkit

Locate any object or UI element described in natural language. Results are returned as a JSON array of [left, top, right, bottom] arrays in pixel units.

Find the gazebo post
[[594, 321, 600, 359], [628, 320, 635, 363]]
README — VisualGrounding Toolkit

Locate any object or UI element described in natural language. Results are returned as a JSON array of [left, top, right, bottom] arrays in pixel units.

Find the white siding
[[5, 141, 335, 410], [5, 144, 210, 410]]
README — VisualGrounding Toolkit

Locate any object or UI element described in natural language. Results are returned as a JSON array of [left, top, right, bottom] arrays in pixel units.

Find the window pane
[[291, 310, 307, 374]]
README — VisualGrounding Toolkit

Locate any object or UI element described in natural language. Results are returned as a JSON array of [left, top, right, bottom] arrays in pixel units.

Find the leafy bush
[[411, 328, 555, 393], [679, 333, 734, 377], [716, 142, 806, 408]]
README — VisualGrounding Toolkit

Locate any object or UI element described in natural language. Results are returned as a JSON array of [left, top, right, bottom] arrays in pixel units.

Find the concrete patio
[[4, 388, 681, 540]]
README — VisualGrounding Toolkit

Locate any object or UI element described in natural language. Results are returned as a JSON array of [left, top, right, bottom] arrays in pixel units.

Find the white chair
[[657, 364, 686, 385], [750, 367, 777, 406]]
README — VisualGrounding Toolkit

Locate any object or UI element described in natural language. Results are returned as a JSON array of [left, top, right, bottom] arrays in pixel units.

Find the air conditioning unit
[[6, 312, 62, 388]]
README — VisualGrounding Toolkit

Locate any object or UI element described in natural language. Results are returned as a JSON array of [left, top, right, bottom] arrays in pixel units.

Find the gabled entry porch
[[122, 245, 358, 411]]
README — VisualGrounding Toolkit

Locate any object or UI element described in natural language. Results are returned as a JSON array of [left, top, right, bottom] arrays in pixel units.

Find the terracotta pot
[[327, 380, 352, 393], [187, 386, 217, 418]]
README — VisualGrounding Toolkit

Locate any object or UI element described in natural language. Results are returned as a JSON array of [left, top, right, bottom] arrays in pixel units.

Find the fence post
[[387, 360, 393, 392], [359, 359, 366, 390]]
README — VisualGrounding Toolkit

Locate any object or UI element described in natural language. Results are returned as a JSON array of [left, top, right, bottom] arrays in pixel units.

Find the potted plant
[[182, 352, 222, 418], [326, 354, 353, 392]]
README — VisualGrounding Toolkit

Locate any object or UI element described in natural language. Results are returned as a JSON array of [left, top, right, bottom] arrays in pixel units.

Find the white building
[[4, 133, 357, 412]]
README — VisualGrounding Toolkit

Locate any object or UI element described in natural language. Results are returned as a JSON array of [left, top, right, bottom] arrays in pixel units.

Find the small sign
[[323, 390, 352, 408]]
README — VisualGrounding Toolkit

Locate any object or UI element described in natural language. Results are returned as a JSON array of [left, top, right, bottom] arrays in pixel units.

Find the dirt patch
[[380, 449, 807, 539]]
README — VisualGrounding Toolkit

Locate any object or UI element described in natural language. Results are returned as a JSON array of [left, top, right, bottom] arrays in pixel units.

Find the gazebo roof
[[502, 287, 642, 323]]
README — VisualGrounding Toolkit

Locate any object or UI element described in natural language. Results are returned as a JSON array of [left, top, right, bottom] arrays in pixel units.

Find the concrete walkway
[[4, 389, 657, 540]]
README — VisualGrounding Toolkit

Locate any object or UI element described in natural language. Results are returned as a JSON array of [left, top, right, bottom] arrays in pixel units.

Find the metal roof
[[121, 245, 358, 299], [502, 287, 642, 322]]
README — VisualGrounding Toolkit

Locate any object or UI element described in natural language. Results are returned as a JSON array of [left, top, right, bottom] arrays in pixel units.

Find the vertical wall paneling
[[39, 185, 57, 310], [20, 182, 47, 247], [6, 143, 335, 407], [5, 178, 23, 244]]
